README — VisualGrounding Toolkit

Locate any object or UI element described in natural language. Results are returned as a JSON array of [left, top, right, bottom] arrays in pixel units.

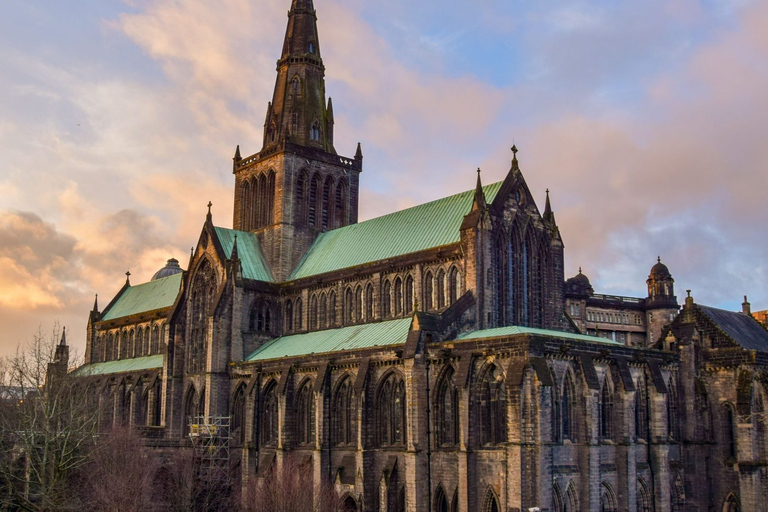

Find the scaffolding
[[189, 415, 231, 483]]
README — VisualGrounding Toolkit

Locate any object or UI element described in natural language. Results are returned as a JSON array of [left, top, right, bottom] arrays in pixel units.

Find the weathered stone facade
[[72, 1, 768, 510]]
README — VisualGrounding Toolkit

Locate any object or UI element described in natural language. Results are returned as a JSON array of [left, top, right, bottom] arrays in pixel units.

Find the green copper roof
[[457, 326, 622, 345], [73, 354, 163, 376], [246, 318, 413, 362], [290, 182, 503, 280], [101, 274, 182, 321], [214, 227, 273, 282]]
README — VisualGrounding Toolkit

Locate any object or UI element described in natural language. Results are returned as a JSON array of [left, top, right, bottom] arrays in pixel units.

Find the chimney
[[742, 295, 751, 315]]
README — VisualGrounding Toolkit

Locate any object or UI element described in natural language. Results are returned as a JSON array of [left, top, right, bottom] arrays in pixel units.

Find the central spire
[[262, 0, 335, 154]]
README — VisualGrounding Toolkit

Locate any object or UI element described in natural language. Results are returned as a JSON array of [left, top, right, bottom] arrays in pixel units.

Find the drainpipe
[[426, 354, 433, 512]]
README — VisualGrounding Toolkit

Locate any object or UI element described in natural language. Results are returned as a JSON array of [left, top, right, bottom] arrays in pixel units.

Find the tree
[[0, 325, 96, 512]]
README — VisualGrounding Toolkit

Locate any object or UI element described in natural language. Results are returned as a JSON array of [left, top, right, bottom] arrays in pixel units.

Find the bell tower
[[233, 0, 362, 281]]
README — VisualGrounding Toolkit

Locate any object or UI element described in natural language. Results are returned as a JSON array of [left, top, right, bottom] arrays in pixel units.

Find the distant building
[[68, 1, 768, 510]]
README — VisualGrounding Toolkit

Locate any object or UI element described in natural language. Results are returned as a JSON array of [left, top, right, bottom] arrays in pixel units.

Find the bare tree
[[0, 325, 96, 511], [241, 455, 344, 512]]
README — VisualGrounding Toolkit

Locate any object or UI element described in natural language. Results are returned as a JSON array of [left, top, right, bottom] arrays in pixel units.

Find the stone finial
[[206, 201, 213, 222], [125, 270, 131, 285]]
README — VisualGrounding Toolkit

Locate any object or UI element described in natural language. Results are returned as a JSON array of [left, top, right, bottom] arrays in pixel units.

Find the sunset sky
[[1, 0, 767, 358]]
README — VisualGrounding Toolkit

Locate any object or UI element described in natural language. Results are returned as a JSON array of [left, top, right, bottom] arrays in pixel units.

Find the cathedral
[[70, 0, 768, 510]]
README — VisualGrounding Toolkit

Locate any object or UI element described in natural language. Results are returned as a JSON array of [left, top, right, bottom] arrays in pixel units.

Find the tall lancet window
[[310, 121, 321, 142], [188, 259, 216, 374]]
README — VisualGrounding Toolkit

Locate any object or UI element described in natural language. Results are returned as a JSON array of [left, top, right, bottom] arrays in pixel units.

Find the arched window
[[599, 376, 613, 441], [477, 364, 506, 446], [291, 111, 298, 134], [424, 271, 434, 311], [136, 327, 144, 356], [144, 327, 150, 356], [482, 488, 500, 512], [296, 380, 315, 445], [310, 120, 321, 142], [241, 179, 251, 229], [435, 366, 459, 447], [436, 269, 446, 309], [376, 372, 406, 446], [321, 177, 332, 229], [365, 284, 374, 320], [265, 308, 271, 333], [435, 486, 448, 512], [329, 290, 337, 326], [261, 382, 278, 446], [151, 325, 160, 354], [183, 387, 196, 437], [404, 275, 414, 313], [296, 171, 307, 225], [335, 180, 348, 227], [128, 329, 135, 358], [723, 403, 737, 459], [344, 287, 354, 324], [449, 267, 460, 304], [671, 472, 685, 512], [332, 376, 354, 446], [562, 374, 576, 442], [753, 384, 766, 461], [309, 295, 318, 330], [319, 292, 328, 328], [394, 277, 403, 316], [266, 171, 275, 225], [231, 384, 246, 443], [383, 280, 392, 317], [354, 286, 363, 321], [341, 496, 357, 512], [308, 174, 320, 226], [565, 482, 579, 512], [188, 259, 216, 373], [667, 376, 680, 441], [637, 479, 651, 512], [149, 378, 161, 427], [553, 483, 565, 512], [635, 374, 649, 441], [722, 493, 740, 512], [600, 482, 617, 512], [291, 76, 300, 94], [250, 177, 259, 229], [106, 333, 113, 361], [286, 300, 294, 331], [295, 297, 303, 330], [308, 41, 315, 54], [258, 173, 267, 227]]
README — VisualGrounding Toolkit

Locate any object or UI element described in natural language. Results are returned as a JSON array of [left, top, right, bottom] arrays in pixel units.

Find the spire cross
[[207, 201, 213, 214]]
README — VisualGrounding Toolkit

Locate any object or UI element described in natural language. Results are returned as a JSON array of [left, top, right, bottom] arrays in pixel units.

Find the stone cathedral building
[[70, 0, 768, 510]]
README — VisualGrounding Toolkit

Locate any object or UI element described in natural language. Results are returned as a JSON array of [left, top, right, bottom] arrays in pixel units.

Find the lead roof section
[[73, 354, 163, 376], [214, 226, 273, 282], [289, 181, 503, 280], [100, 273, 182, 321], [456, 325, 622, 345], [697, 304, 768, 352]]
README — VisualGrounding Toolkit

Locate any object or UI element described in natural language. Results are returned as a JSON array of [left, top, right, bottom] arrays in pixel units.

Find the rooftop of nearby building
[[697, 304, 768, 352]]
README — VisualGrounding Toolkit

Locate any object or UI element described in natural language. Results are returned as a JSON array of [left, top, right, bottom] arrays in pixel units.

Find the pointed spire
[[125, 270, 131, 286], [327, 97, 334, 121], [233, 145, 241, 161], [60, 327, 66, 346], [543, 188, 556, 224], [472, 167, 487, 210], [231, 234, 239, 261], [92, 294, 99, 312], [355, 142, 363, 160], [206, 201, 213, 222]]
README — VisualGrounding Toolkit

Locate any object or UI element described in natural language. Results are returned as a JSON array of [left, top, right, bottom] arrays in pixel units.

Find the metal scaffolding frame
[[188, 415, 231, 483]]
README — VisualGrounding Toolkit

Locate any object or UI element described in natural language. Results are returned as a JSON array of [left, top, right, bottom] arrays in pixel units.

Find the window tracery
[[187, 259, 216, 374], [376, 372, 406, 446]]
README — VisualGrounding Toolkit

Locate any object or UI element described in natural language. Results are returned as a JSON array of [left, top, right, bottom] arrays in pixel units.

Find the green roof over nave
[[101, 274, 182, 321], [73, 354, 163, 376], [289, 181, 503, 280], [214, 227, 273, 282]]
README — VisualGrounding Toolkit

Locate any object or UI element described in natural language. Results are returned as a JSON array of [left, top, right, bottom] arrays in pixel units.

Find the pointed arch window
[[296, 381, 315, 445], [376, 372, 406, 446], [477, 365, 506, 446], [365, 284, 374, 320], [635, 375, 649, 441], [310, 120, 321, 142], [354, 286, 363, 322], [404, 275, 414, 313], [637, 479, 651, 512], [296, 172, 307, 225], [322, 177, 332, 229], [449, 267, 460, 304], [261, 382, 278, 446], [335, 180, 348, 226], [482, 488, 500, 512], [599, 377, 614, 441], [308, 41, 315, 54], [383, 280, 392, 317], [436, 269, 446, 309], [424, 271, 434, 311], [435, 486, 449, 512], [601, 482, 617, 512], [394, 277, 403, 316], [308, 174, 319, 226], [329, 290, 337, 326], [231, 384, 246, 443], [319, 292, 328, 328], [332, 376, 355, 446], [667, 376, 680, 441], [344, 287, 354, 324], [309, 295, 318, 330], [435, 367, 459, 447], [136, 327, 144, 357], [671, 472, 685, 512], [722, 493, 740, 512], [291, 76, 300, 94], [295, 297, 303, 330], [286, 300, 294, 331], [723, 403, 737, 459]]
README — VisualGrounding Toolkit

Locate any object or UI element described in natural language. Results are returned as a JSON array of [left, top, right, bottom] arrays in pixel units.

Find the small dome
[[152, 258, 183, 281], [650, 257, 672, 279], [565, 267, 594, 297]]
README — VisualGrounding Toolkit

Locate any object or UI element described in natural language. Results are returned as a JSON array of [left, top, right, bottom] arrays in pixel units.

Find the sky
[[1, 0, 767, 358]]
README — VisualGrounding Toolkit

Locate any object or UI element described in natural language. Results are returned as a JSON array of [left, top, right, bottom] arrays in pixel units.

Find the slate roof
[[246, 318, 413, 361], [101, 274, 182, 321], [214, 227, 273, 282], [289, 182, 503, 280], [457, 325, 623, 346], [73, 354, 163, 376], [698, 305, 768, 352]]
